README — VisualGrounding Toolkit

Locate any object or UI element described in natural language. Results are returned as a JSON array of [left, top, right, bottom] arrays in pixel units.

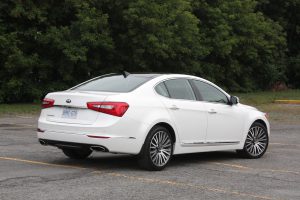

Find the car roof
[[127, 73, 163, 78], [127, 73, 198, 79], [128, 73, 207, 82], [98, 72, 201, 79]]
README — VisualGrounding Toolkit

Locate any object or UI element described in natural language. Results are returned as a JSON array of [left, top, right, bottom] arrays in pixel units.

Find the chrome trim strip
[[46, 130, 136, 139], [181, 141, 240, 147], [88, 136, 136, 139], [54, 105, 86, 109]]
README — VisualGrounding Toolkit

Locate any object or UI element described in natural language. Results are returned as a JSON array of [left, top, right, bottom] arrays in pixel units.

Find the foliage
[[0, 0, 114, 102], [0, 0, 297, 103], [257, 0, 300, 88], [192, 0, 286, 91]]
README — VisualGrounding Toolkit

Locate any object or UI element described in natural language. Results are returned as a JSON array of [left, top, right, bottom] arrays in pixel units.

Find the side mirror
[[230, 96, 239, 105]]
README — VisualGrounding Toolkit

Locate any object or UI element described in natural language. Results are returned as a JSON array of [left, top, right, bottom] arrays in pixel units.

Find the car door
[[191, 80, 245, 144], [155, 78, 207, 144]]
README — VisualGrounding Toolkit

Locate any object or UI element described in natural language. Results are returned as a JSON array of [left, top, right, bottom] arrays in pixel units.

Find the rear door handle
[[169, 105, 179, 110], [208, 109, 217, 114]]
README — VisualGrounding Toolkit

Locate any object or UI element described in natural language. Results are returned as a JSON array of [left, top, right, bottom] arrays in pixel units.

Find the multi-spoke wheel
[[149, 130, 172, 167], [138, 126, 173, 170], [237, 122, 269, 158]]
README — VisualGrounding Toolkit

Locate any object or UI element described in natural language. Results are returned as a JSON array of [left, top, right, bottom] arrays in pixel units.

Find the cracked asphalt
[[0, 115, 299, 200]]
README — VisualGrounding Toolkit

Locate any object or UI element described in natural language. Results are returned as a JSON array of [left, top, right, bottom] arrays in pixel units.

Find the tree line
[[0, 0, 299, 103]]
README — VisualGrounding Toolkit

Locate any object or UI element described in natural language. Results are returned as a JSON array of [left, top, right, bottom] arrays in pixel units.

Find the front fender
[[239, 113, 270, 149]]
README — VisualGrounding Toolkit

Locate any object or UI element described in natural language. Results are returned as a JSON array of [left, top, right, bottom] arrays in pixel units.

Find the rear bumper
[[37, 130, 143, 154], [37, 112, 151, 154], [39, 139, 109, 152]]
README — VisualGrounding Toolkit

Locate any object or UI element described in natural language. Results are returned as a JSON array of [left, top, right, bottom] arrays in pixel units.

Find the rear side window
[[73, 75, 151, 92], [155, 83, 169, 97], [192, 80, 228, 104], [164, 79, 196, 100]]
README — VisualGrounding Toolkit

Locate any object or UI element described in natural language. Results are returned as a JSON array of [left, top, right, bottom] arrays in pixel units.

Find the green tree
[[258, 0, 300, 88], [0, 0, 207, 103], [0, 0, 113, 102], [101, 0, 208, 73], [0, 0, 293, 103], [192, 0, 286, 91]]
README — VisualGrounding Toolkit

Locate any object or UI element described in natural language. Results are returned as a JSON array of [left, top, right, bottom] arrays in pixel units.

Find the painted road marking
[[274, 100, 300, 104], [212, 162, 250, 170], [19, 124, 35, 127], [96, 171, 279, 200], [270, 142, 300, 147], [212, 162, 299, 175], [0, 123, 35, 127], [0, 156, 87, 170], [0, 156, 283, 200], [16, 115, 34, 119]]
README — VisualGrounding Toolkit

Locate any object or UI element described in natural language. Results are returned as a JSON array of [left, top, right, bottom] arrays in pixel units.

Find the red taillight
[[265, 113, 269, 119], [42, 98, 55, 109], [87, 102, 129, 117]]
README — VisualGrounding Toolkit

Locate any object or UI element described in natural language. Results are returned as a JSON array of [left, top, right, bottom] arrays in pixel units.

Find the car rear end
[[37, 74, 159, 154]]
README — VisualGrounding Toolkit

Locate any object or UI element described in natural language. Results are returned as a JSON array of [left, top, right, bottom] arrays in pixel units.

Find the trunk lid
[[44, 91, 117, 125]]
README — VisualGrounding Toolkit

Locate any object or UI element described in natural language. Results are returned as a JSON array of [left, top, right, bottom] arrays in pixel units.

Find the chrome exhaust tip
[[90, 146, 106, 152], [39, 139, 47, 146]]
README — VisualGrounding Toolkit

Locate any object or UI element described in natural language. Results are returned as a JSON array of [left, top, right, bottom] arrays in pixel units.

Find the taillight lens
[[87, 102, 129, 117], [265, 113, 269, 119], [42, 98, 55, 109]]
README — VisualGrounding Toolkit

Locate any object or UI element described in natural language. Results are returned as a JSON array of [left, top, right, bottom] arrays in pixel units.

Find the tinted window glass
[[192, 80, 228, 104], [73, 75, 151, 92], [155, 83, 169, 97], [164, 79, 196, 100]]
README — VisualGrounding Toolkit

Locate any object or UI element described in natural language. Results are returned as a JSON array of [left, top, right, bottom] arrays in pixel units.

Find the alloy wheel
[[149, 131, 172, 167], [245, 126, 268, 157]]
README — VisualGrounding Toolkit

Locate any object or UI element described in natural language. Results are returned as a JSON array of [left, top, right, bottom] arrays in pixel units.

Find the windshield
[[72, 74, 153, 92]]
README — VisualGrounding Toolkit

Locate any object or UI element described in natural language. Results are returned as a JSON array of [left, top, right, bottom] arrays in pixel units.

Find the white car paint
[[37, 74, 270, 155]]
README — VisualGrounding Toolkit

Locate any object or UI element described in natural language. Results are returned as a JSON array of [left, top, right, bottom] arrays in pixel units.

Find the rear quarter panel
[[104, 89, 177, 152]]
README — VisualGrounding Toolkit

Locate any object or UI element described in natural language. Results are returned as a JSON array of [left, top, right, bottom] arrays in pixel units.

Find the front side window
[[164, 79, 196, 100], [73, 75, 152, 92], [192, 80, 228, 104]]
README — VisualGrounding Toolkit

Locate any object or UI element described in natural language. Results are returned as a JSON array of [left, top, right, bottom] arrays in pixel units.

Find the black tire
[[62, 148, 92, 159], [138, 126, 173, 171], [237, 122, 269, 159]]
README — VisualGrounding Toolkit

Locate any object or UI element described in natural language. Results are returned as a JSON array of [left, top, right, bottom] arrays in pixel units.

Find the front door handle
[[169, 105, 179, 110], [208, 109, 217, 114]]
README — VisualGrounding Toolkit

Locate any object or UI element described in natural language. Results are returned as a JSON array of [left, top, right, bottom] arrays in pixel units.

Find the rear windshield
[[72, 74, 152, 92]]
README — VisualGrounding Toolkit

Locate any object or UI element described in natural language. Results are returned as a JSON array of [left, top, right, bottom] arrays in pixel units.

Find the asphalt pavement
[[0, 115, 299, 200]]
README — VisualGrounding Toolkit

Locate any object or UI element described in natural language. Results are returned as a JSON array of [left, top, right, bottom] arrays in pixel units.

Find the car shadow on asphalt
[[51, 151, 240, 171]]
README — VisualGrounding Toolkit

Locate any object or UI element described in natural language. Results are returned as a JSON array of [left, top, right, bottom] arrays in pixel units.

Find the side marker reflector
[[87, 135, 110, 139], [37, 128, 45, 133]]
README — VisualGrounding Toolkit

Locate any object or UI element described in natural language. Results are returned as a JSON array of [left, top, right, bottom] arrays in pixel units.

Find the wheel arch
[[237, 118, 270, 158], [138, 120, 178, 155], [154, 122, 176, 143], [254, 119, 268, 131], [239, 116, 270, 149]]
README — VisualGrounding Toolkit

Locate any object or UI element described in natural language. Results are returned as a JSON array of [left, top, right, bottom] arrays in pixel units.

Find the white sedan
[[38, 73, 269, 170]]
